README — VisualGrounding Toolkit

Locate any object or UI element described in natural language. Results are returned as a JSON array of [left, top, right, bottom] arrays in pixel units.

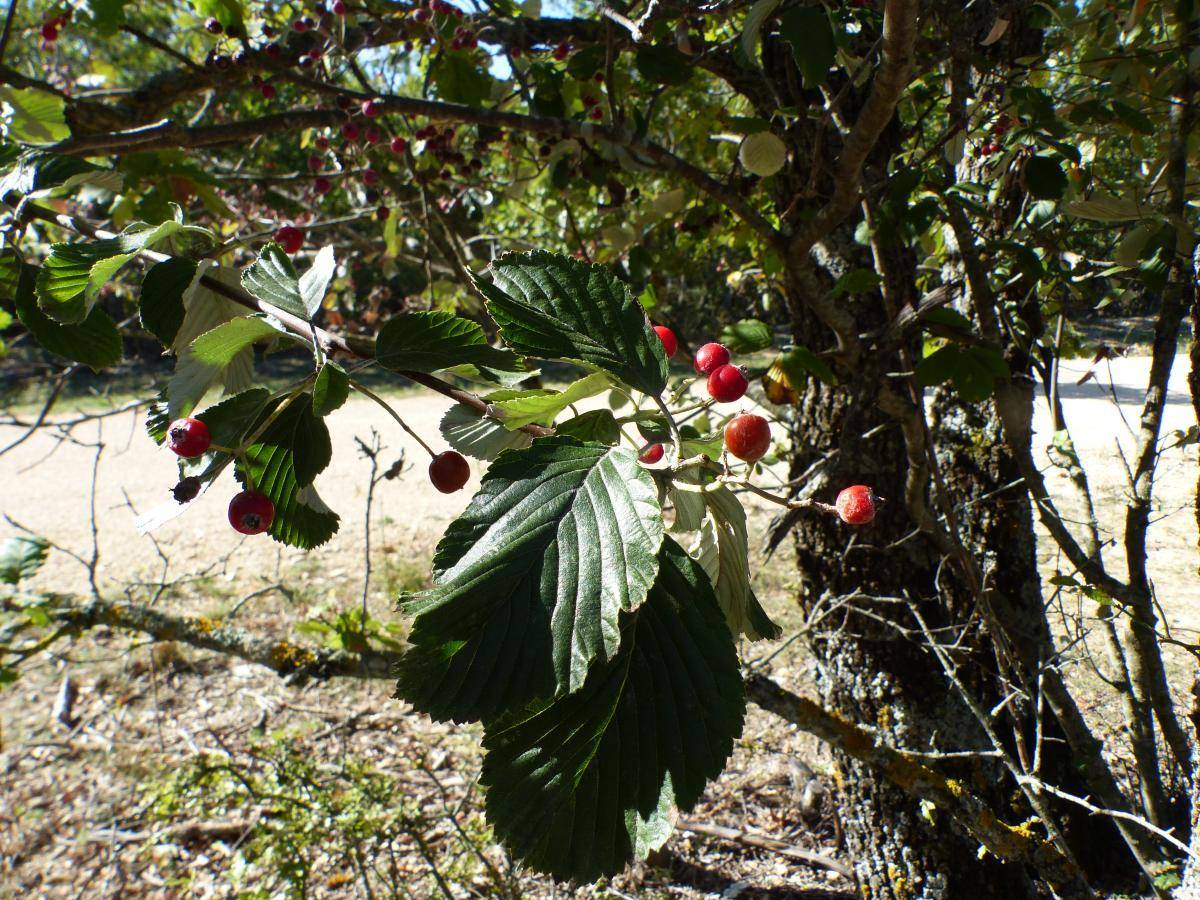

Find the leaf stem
[[349, 379, 436, 458], [652, 393, 683, 459]]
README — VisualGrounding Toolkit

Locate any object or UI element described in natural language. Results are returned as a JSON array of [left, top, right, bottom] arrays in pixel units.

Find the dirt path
[[0, 354, 1196, 632]]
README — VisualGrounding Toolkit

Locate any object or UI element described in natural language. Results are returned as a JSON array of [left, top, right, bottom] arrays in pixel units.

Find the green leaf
[[0, 151, 119, 199], [0, 87, 69, 143], [298, 246, 336, 318], [779, 347, 836, 387], [431, 53, 495, 106], [566, 45, 606, 80], [169, 313, 282, 420], [186, 0, 245, 33], [1023, 155, 1067, 201], [189, 315, 282, 367], [237, 396, 339, 548], [166, 263, 258, 419], [196, 388, 271, 449], [689, 487, 781, 641], [555, 409, 620, 445], [741, 0, 782, 67], [831, 268, 883, 298], [36, 220, 184, 324], [241, 242, 308, 319], [480, 537, 744, 881], [12, 260, 122, 371], [779, 6, 837, 88], [1062, 193, 1149, 222], [482, 251, 668, 396], [1111, 100, 1154, 135], [312, 361, 349, 417], [634, 45, 692, 87], [140, 258, 197, 346], [376, 310, 523, 375], [719, 318, 773, 353], [916, 345, 1008, 402], [395, 437, 665, 723], [0, 535, 49, 585], [439, 403, 534, 461], [79, 0, 131, 35], [493, 372, 609, 430]]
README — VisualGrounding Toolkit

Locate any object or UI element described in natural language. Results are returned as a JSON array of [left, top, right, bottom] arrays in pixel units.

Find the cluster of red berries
[[167, 418, 275, 535], [652, 326, 750, 404], [450, 24, 479, 51], [40, 11, 69, 45], [978, 114, 1013, 158]]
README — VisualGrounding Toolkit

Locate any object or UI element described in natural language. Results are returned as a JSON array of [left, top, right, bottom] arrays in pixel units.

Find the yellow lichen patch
[[876, 705, 893, 730], [270, 641, 317, 672], [886, 865, 914, 899], [188, 616, 218, 634]]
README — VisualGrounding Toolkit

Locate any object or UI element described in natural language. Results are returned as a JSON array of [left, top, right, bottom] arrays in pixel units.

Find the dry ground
[[0, 353, 1196, 898]]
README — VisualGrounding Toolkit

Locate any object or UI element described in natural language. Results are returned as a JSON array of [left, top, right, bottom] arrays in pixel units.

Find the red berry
[[707, 364, 748, 403], [362, 168, 380, 186], [413, 8, 429, 22], [638, 443, 665, 464], [341, 121, 360, 141], [693, 342, 731, 375], [362, 98, 380, 118], [835, 485, 877, 525], [274, 225, 304, 254], [653, 325, 677, 358], [376, 205, 390, 220], [510, 45, 522, 58], [41, 22, 58, 42], [332, 0, 347, 14], [315, 135, 330, 151], [589, 108, 602, 121], [228, 490, 275, 534], [429, 450, 470, 493], [364, 125, 382, 144], [594, 72, 604, 83], [292, 17, 309, 32], [313, 176, 332, 194], [264, 42, 281, 59], [553, 41, 570, 61], [307, 154, 323, 172], [390, 135, 408, 154], [204, 17, 223, 34], [723, 414, 770, 462], [260, 83, 277, 100], [167, 417, 211, 458]]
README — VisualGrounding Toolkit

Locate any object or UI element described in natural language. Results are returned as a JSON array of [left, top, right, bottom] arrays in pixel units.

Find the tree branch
[[2, 591, 402, 682]]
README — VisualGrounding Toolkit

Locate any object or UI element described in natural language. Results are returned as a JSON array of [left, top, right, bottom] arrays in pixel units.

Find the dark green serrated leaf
[[376, 310, 523, 375], [12, 260, 121, 371], [0, 151, 111, 199], [146, 395, 169, 445], [916, 345, 1008, 402], [36, 220, 183, 324], [291, 404, 332, 487], [237, 396, 339, 548], [440, 403, 533, 460], [241, 243, 305, 319], [0, 535, 49, 585], [395, 437, 664, 724], [831, 268, 883, 298], [480, 537, 744, 882], [719, 318, 773, 353], [482, 251, 668, 396], [555, 409, 620, 445], [634, 44, 691, 87], [312, 361, 349, 417], [140, 258, 197, 346], [1023, 155, 1067, 201], [196, 388, 271, 449], [779, 6, 837, 88]]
